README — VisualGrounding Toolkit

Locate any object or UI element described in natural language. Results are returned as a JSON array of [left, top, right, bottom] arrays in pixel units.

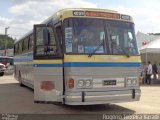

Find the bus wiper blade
[[122, 48, 130, 57], [88, 41, 103, 57]]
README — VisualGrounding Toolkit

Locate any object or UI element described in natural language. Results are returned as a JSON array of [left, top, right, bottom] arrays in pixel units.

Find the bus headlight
[[126, 77, 138, 86]]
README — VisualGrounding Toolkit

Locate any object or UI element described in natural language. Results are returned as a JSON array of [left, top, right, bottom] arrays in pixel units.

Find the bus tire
[[0, 72, 4, 76], [18, 71, 24, 87], [53, 102, 63, 105]]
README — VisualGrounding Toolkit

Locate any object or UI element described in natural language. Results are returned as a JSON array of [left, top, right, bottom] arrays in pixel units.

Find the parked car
[[5, 63, 14, 75], [0, 56, 14, 75], [0, 63, 6, 76]]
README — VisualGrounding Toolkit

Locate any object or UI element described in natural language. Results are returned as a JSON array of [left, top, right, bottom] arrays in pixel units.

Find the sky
[[0, 0, 160, 39]]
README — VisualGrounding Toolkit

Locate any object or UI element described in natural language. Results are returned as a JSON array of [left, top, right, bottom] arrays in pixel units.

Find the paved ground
[[0, 75, 160, 114]]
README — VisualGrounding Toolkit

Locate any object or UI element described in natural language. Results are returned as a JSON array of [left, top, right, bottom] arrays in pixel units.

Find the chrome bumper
[[65, 89, 141, 105]]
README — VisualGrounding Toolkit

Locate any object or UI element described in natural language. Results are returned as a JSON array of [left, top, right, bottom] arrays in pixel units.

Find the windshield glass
[[63, 18, 138, 55]]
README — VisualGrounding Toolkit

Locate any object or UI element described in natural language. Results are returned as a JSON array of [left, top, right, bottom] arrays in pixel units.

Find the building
[[136, 31, 160, 50]]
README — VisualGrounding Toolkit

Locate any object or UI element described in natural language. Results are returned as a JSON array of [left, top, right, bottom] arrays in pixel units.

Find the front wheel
[[0, 72, 4, 76], [53, 102, 63, 105], [18, 71, 24, 87]]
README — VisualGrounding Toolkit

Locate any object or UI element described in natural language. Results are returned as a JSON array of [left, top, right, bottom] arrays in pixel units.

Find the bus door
[[33, 24, 63, 103]]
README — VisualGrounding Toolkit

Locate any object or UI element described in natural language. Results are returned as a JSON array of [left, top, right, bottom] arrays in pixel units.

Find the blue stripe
[[33, 64, 62, 67], [64, 62, 140, 67], [33, 62, 140, 67]]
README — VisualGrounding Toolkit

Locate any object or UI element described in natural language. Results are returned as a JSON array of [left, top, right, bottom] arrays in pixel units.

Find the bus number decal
[[73, 11, 85, 16]]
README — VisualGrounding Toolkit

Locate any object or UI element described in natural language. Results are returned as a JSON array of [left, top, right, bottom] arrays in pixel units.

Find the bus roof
[[15, 8, 133, 44]]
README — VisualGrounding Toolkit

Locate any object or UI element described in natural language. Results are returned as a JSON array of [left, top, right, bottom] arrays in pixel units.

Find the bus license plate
[[103, 80, 116, 86]]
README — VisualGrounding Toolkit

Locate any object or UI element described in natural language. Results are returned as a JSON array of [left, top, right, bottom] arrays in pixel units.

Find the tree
[[0, 34, 15, 50]]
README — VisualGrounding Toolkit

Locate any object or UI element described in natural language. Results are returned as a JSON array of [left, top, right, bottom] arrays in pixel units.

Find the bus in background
[[14, 8, 141, 105], [0, 56, 14, 75]]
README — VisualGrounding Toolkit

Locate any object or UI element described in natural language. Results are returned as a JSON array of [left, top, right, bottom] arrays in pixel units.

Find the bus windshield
[[64, 18, 138, 55]]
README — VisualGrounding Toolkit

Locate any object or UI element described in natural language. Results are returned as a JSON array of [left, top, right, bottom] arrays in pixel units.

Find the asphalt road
[[0, 75, 160, 114]]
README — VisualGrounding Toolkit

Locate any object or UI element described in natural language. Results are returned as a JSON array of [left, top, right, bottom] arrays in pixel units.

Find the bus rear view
[[14, 8, 141, 105]]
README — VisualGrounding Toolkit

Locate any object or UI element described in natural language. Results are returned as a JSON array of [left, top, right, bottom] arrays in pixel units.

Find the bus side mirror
[[43, 28, 50, 45]]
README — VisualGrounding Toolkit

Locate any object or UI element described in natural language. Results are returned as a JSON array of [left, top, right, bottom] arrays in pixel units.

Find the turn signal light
[[67, 78, 74, 89]]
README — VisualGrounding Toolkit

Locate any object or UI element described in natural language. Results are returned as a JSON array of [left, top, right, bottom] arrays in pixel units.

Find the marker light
[[67, 78, 74, 89]]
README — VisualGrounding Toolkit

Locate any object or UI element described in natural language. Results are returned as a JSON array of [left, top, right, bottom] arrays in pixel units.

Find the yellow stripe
[[15, 60, 63, 65], [33, 60, 62, 64], [14, 62, 33, 65], [64, 55, 141, 63], [14, 55, 140, 65]]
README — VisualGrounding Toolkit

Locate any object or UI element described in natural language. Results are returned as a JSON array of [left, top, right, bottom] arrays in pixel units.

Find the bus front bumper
[[65, 89, 141, 105]]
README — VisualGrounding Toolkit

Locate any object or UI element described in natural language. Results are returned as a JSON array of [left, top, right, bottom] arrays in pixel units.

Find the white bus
[[14, 8, 141, 105]]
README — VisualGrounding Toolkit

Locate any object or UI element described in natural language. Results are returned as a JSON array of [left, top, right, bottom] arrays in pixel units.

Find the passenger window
[[15, 44, 19, 54], [29, 35, 33, 50], [18, 41, 23, 53], [23, 38, 29, 51]]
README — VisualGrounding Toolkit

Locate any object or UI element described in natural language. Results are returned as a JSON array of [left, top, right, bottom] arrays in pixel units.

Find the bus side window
[[29, 35, 33, 50], [23, 37, 29, 51], [18, 41, 23, 54], [15, 44, 18, 55], [15, 44, 19, 55]]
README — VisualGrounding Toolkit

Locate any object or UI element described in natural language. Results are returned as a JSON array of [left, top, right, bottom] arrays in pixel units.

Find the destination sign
[[73, 11, 120, 19], [85, 11, 120, 19]]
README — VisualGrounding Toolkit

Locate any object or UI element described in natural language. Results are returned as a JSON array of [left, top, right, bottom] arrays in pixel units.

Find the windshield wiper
[[88, 41, 104, 57], [121, 48, 130, 57], [88, 41, 130, 58]]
